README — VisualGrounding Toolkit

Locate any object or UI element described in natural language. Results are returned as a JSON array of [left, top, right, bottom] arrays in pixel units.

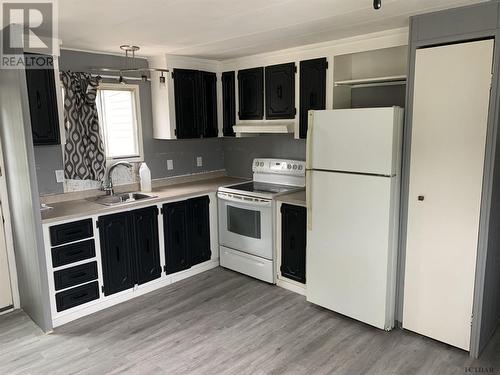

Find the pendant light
[[91, 45, 169, 85]]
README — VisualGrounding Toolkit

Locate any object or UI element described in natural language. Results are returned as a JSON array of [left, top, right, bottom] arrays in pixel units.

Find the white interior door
[[0, 200, 13, 311], [403, 39, 494, 351]]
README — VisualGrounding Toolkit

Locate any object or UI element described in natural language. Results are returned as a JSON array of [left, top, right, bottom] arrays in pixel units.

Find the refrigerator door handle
[[306, 170, 312, 230], [306, 111, 314, 170]]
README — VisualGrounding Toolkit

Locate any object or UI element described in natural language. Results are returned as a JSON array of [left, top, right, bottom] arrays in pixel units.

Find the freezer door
[[306, 170, 399, 330], [307, 108, 403, 176]]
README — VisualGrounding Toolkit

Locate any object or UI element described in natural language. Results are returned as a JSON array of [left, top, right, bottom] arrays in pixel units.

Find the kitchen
[[0, 1, 500, 374]]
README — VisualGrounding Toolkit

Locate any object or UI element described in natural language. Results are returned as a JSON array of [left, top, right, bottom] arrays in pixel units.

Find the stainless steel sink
[[90, 192, 157, 206]]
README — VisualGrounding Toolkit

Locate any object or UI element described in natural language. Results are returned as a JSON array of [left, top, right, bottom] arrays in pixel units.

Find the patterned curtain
[[60, 71, 106, 181]]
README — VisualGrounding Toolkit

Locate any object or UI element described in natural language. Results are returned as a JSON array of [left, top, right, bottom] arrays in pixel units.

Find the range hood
[[232, 120, 295, 137]]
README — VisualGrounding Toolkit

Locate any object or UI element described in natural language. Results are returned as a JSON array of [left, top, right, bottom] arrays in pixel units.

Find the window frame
[[96, 82, 144, 166]]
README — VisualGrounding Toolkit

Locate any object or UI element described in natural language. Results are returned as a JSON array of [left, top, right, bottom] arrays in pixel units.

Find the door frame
[[0, 137, 20, 312], [398, 3, 500, 358]]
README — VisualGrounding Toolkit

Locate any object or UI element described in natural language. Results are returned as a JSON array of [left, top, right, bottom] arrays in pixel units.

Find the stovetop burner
[[226, 181, 299, 195]]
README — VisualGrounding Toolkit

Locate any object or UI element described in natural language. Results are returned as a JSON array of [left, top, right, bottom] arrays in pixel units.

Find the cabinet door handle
[[115, 246, 120, 262], [70, 272, 87, 279], [290, 237, 295, 250], [71, 292, 88, 300], [36, 91, 42, 109], [277, 85, 283, 99], [145, 239, 150, 253], [310, 93, 315, 107]]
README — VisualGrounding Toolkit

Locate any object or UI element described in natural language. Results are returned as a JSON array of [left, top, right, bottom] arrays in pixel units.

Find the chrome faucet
[[102, 161, 133, 196]]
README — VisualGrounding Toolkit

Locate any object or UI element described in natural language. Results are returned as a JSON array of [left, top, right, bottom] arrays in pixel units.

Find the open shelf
[[334, 75, 407, 88]]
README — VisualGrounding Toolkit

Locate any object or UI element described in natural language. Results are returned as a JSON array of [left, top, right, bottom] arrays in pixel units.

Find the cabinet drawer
[[55, 281, 99, 312], [50, 219, 93, 246], [54, 262, 98, 291], [51, 239, 95, 268]]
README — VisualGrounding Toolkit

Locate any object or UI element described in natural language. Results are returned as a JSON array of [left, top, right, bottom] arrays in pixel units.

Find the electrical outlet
[[167, 159, 174, 170], [196, 156, 203, 167], [55, 170, 65, 183]]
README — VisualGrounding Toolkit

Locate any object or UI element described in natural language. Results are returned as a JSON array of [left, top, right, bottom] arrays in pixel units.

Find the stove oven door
[[217, 192, 273, 259]]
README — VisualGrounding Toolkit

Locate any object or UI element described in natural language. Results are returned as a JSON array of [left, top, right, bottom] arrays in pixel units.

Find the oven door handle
[[217, 192, 272, 207]]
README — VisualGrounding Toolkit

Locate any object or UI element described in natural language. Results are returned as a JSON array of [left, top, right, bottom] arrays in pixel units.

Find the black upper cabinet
[[25, 54, 60, 146], [299, 58, 327, 138], [132, 207, 161, 285], [187, 196, 211, 266], [281, 204, 307, 284], [221, 71, 236, 137], [173, 68, 218, 139], [265, 63, 296, 119], [173, 69, 200, 139], [238, 67, 264, 120], [163, 201, 190, 274], [99, 212, 135, 296], [200, 71, 218, 138]]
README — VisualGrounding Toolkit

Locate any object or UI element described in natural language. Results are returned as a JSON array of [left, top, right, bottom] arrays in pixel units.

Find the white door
[[307, 107, 403, 175], [0, 200, 13, 311], [403, 39, 494, 351], [306, 170, 398, 330]]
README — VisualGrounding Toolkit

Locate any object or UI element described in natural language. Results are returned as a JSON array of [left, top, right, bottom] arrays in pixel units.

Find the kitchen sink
[[90, 192, 157, 206]]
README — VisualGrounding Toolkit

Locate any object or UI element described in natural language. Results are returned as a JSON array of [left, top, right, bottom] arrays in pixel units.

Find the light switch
[[196, 156, 203, 167], [167, 160, 174, 170], [55, 170, 65, 183]]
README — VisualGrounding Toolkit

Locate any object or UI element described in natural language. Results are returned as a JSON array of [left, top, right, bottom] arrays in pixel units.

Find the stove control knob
[[298, 165, 303, 170], [260, 162, 264, 167], [287, 164, 291, 169], [255, 161, 259, 166], [292, 164, 297, 170]]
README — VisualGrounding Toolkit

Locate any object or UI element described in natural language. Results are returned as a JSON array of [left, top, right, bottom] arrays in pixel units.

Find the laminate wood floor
[[1, 267, 499, 375]]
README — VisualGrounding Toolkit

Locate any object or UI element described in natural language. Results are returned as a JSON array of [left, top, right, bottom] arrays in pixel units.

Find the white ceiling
[[58, 0, 487, 60]]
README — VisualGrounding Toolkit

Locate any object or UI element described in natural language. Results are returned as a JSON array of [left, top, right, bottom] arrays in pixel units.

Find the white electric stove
[[218, 158, 305, 283]]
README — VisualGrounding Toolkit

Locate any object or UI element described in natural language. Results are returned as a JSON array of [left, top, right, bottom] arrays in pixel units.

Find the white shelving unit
[[334, 75, 407, 88], [333, 45, 408, 109]]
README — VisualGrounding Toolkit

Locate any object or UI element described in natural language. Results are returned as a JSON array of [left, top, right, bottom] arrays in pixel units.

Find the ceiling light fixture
[[91, 45, 169, 85], [373, 0, 381, 10]]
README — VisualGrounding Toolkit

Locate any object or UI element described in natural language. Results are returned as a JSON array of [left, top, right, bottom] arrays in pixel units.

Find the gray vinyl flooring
[[0, 267, 499, 375]]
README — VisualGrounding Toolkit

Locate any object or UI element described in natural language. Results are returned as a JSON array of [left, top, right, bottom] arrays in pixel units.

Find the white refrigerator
[[306, 107, 404, 330]]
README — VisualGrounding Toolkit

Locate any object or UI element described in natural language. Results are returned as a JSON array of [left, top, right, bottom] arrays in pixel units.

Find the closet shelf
[[334, 75, 407, 88]]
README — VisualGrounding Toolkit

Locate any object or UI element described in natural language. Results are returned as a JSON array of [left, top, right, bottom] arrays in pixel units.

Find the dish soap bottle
[[139, 162, 152, 192]]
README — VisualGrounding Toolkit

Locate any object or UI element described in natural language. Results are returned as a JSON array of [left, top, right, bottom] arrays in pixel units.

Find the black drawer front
[[54, 262, 98, 291], [55, 281, 99, 312], [51, 239, 95, 268], [50, 219, 93, 246]]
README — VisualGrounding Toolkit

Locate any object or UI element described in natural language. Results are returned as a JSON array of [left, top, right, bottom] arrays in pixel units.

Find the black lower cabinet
[[163, 201, 190, 274], [188, 196, 211, 266], [99, 206, 161, 296], [55, 281, 99, 312], [132, 207, 162, 285], [163, 196, 211, 274], [280, 204, 307, 284]]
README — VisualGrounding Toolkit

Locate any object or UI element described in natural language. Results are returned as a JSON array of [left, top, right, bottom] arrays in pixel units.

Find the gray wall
[[0, 67, 52, 331], [223, 135, 306, 178], [35, 50, 226, 195], [34, 50, 305, 195]]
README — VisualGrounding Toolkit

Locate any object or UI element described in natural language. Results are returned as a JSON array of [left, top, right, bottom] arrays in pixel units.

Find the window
[[96, 83, 143, 163]]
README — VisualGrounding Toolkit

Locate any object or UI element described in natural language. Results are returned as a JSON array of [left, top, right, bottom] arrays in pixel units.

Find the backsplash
[[63, 162, 139, 192]]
